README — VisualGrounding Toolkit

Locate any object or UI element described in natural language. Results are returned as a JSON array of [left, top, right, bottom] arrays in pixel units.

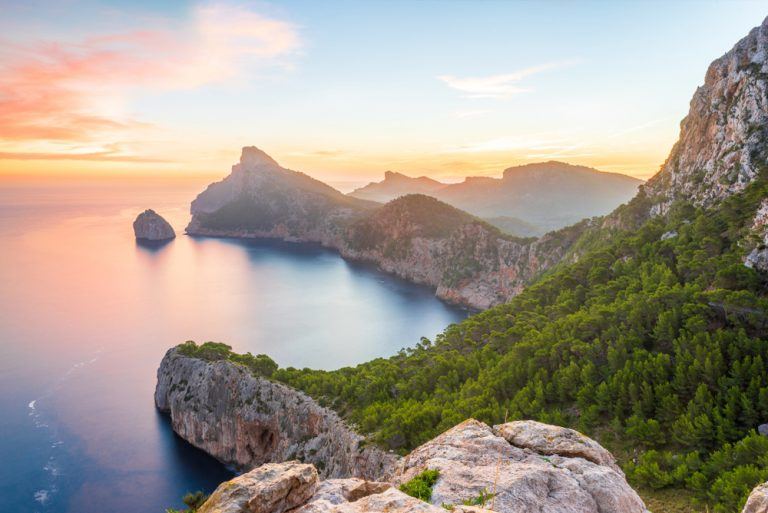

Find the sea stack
[[133, 209, 176, 241]]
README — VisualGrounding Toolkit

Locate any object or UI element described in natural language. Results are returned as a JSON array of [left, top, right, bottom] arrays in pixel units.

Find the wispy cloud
[[0, 2, 301, 162], [446, 134, 581, 154], [438, 60, 578, 99]]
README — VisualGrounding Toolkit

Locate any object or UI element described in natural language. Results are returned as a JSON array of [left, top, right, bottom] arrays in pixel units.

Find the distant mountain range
[[349, 162, 642, 234]]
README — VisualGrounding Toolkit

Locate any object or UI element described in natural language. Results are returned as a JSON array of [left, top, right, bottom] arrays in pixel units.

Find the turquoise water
[[0, 178, 466, 513]]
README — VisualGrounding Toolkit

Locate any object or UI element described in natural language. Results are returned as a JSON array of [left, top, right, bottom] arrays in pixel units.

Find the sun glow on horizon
[[0, 1, 765, 184]]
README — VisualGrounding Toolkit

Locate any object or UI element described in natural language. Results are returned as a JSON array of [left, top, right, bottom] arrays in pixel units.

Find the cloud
[[0, 2, 301, 161], [438, 60, 578, 99]]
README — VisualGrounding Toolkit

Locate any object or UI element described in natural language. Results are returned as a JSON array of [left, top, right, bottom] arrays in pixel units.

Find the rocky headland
[[155, 346, 397, 480]]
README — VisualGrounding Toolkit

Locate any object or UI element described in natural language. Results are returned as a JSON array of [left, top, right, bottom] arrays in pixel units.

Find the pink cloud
[[0, 3, 301, 161]]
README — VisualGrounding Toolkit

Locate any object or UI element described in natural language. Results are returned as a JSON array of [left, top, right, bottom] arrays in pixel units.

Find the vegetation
[[398, 469, 440, 502], [178, 176, 768, 511], [268, 176, 768, 512], [178, 341, 278, 378], [165, 491, 209, 513]]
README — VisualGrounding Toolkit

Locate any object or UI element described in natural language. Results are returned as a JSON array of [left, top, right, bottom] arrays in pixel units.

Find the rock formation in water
[[154, 347, 397, 480], [196, 419, 647, 513], [644, 16, 768, 212], [133, 209, 175, 241], [743, 480, 768, 513]]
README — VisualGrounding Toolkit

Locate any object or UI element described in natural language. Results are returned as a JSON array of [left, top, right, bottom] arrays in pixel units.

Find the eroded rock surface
[[133, 209, 175, 241], [745, 198, 768, 271], [743, 481, 768, 513], [193, 419, 646, 513], [645, 16, 768, 212], [154, 348, 396, 480]]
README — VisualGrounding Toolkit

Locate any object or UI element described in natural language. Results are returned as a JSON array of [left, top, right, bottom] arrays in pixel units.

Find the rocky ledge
[[197, 419, 648, 513], [155, 347, 397, 480], [133, 209, 176, 241], [743, 480, 768, 513]]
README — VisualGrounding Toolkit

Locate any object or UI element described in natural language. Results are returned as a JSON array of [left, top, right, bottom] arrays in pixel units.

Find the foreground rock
[[155, 347, 396, 480], [744, 481, 768, 513], [133, 209, 175, 241], [196, 419, 647, 513], [745, 198, 768, 271]]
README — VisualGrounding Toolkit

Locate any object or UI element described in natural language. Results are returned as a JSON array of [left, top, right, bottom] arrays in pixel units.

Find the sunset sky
[[0, 0, 765, 186]]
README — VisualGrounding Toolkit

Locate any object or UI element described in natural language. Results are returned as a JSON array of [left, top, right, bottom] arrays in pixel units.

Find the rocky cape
[[187, 148, 586, 310], [133, 209, 175, 241], [155, 347, 397, 480], [194, 419, 647, 513]]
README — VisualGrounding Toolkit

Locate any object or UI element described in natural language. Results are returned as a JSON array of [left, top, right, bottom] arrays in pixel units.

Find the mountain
[[349, 162, 642, 232], [437, 161, 642, 231], [187, 146, 377, 244], [644, 18, 768, 212], [349, 171, 445, 203], [175, 16, 768, 513], [187, 149, 591, 309]]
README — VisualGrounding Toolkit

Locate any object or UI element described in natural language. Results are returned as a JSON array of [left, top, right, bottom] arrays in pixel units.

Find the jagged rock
[[198, 461, 318, 513], [154, 348, 397, 480], [745, 198, 768, 271], [393, 419, 647, 513], [661, 230, 678, 240], [494, 420, 622, 473], [194, 419, 646, 513], [133, 209, 175, 241], [743, 481, 768, 513], [645, 16, 768, 212]]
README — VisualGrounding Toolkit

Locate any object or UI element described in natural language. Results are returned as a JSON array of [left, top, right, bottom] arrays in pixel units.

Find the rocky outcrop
[[198, 462, 318, 513], [133, 209, 175, 241], [196, 419, 647, 513], [744, 481, 768, 513], [645, 16, 768, 212], [154, 347, 397, 480], [745, 198, 768, 271], [393, 419, 646, 513]]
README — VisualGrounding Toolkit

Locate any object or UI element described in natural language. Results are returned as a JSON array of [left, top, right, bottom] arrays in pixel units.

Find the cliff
[[644, 16, 768, 212], [196, 419, 647, 513], [154, 346, 397, 480]]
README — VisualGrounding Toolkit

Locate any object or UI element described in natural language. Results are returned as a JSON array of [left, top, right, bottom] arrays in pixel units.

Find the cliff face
[[197, 419, 647, 513], [645, 16, 768, 212], [154, 348, 397, 480]]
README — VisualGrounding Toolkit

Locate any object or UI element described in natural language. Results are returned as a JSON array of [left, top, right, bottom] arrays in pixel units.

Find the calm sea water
[[0, 177, 466, 513]]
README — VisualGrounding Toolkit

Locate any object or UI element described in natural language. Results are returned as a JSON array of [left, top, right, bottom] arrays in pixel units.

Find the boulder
[[393, 419, 647, 513], [198, 461, 318, 513], [743, 481, 768, 513], [133, 209, 175, 241]]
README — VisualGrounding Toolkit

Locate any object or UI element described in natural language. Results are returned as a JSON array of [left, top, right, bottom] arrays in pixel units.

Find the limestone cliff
[[644, 16, 768, 212], [154, 347, 397, 480], [197, 419, 648, 513], [743, 480, 768, 513]]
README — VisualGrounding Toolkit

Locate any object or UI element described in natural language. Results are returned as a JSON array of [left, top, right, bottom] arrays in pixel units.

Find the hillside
[[349, 171, 445, 203], [348, 162, 642, 232], [195, 16, 768, 513]]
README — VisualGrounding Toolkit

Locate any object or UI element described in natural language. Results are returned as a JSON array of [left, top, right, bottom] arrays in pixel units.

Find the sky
[[0, 0, 766, 186]]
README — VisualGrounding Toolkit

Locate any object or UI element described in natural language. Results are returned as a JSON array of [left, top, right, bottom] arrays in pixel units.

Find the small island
[[133, 209, 176, 241]]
